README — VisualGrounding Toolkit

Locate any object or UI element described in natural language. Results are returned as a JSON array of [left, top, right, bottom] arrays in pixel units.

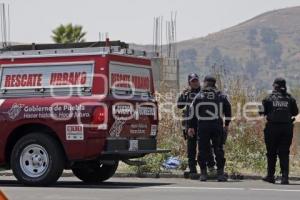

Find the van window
[[109, 62, 152, 97], [0, 62, 94, 97]]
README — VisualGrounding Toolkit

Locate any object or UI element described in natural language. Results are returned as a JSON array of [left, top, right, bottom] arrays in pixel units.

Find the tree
[[245, 51, 260, 77], [223, 55, 240, 72], [260, 27, 278, 45], [247, 28, 259, 47], [205, 47, 223, 67], [52, 23, 86, 44], [260, 27, 282, 67], [264, 43, 282, 66], [205, 47, 243, 75], [178, 48, 198, 73]]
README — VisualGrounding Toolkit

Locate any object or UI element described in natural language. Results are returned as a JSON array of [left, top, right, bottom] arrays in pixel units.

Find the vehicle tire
[[10, 133, 65, 186], [72, 161, 118, 183]]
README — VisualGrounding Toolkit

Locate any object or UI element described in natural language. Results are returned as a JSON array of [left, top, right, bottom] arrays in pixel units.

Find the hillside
[[174, 6, 300, 89]]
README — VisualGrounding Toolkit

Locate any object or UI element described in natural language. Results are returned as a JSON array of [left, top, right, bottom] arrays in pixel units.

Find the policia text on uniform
[[177, 74, 298, 184]]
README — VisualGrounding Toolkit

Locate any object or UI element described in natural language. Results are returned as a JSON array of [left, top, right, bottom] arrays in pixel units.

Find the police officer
[[188, 75, 231, 182], [261, 78, 298, 185], [177, 73, 216, 178]]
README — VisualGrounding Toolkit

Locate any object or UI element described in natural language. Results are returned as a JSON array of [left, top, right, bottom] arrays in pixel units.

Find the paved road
[[1, 176, 300, 200]]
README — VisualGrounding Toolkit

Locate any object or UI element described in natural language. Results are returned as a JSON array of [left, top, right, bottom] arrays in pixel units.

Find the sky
[[1, 0, 300, 44]]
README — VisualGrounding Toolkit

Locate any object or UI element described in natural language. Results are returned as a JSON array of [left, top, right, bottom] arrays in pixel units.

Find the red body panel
[[0, 54, 157, 165]]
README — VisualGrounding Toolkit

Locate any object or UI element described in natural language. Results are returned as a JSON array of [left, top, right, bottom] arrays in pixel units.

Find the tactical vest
[[267, 93, 293, 123], [182, 88, 200, 129], [198, 89, 222, 121]]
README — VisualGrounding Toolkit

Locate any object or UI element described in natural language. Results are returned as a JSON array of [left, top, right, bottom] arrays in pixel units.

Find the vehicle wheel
[[72, 161, 118, 183], [11, 133, 65, 186]]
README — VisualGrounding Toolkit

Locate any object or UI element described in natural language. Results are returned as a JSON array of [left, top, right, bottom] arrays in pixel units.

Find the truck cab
[[0, 41, 167, 185]]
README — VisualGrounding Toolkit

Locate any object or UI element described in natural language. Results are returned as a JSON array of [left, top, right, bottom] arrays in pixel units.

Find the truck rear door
[[108, 62, 158, 140]]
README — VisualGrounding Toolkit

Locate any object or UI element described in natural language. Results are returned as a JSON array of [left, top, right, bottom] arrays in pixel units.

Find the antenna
[[0, 5, 3, 46], [0, 3, 11, 48], [160, 16, 163, 57], [7, 4, 10, 46]]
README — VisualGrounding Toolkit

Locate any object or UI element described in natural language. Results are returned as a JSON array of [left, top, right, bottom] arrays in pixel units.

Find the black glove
[[222, 127, 228, 144]]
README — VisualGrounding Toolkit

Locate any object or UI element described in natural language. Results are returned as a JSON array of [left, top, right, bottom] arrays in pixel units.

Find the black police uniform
[[189, 85, 231, 181], [177, 87, 216, 174], [261, 81, 298, 184]]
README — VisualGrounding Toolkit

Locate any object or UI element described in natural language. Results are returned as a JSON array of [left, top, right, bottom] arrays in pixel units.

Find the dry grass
[[128, 74, 300, 176]]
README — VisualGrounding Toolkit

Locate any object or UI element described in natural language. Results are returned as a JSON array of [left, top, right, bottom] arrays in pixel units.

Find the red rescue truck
[[0, 41, 167, 185]]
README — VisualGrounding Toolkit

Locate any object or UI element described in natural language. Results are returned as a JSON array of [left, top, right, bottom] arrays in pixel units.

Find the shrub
[[127, 74, 300, 176], [225, 120, 267, 175]]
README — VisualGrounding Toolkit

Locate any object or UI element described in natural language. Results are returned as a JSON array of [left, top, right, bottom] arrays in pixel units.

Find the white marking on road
[[251, 188, 300, 192], [149, 186, 300, 192], [151, 186, 244, 190]]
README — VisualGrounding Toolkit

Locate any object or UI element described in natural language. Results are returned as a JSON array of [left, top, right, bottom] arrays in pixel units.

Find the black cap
[[204, 75, 216, 84], [273, 77, 286, 88], [188, 73, 199, 82]]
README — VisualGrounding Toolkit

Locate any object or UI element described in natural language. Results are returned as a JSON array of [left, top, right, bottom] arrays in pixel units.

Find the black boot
[[279, 153, 290, 185], [200, 168, 208, 182], [183, 170, 190, 179], [263, 157, 276, 184], [217, 169, 228, 182], [189, 165, 199, 180], [262, 176, 275, 184], [189, 167, 199, 180], [281, 171, 289, 185], [184, 165, 197, 179], [189, 165, 197, 174]]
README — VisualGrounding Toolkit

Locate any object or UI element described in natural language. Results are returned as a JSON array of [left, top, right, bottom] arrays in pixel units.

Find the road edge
[[1, 171, 300, 181]]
